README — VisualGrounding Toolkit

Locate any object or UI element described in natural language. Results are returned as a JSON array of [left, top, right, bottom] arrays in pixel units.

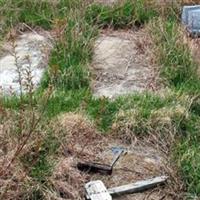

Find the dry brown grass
[[0, 109, 43, 199], [48, 159, 87, 200], [52, 112, 104, 159], [0, 109, 185, 199], [0, 84, 52, 199], [45, 113, 106, 199], [47, 112, 184, 200]]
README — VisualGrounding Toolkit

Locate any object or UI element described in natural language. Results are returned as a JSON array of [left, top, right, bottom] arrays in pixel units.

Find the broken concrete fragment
[[0, 31, 53, 95], [182, 5, 200, 37], [85, 176, 168, 200]]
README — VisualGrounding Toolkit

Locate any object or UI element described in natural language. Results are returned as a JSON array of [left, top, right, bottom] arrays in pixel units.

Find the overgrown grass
[[143, 15, 200, 198], [1, 0, 200, 199], [174, 115, 200, 196], [150, 19, 199, 89], [147, 15, 200, 196], [85, 0, 158, 28], [0, 0, 83, 35]]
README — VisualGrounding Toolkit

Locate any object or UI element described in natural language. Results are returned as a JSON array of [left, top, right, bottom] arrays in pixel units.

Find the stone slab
[[0, 31, 53, 95], [182, 5, 200, 37], [91, 30, 157, 98]]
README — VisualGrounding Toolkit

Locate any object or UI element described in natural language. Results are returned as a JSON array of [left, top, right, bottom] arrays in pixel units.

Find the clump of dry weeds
[[112, 92, 191, 151], [52, 112, 105, 159], [48, 159, 87, 199], [0, 108, 46, 199], [0, 30, 53, 199]]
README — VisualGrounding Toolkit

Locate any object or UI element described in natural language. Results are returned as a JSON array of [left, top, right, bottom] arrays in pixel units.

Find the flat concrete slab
[[0, 31, 53, 95], [91, 30, 157, 98]]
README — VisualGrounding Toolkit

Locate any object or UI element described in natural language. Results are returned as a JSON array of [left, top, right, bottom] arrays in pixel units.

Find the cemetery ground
[[0, 0, 200, 199]]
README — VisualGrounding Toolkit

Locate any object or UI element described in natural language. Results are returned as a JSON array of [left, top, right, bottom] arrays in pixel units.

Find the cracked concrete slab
[[91, 29, 158, 98], [0, 31, 53, 95]]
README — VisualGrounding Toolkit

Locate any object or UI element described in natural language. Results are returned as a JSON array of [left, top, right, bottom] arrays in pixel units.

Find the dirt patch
[[91, 29, 159, 98], [49, 113, 181, 200], [0, 28, 53, 95]]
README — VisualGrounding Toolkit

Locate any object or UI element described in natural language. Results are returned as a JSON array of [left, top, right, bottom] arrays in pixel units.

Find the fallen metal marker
[[182, 5, 200, 37], [77, 147, 126, 175], [85, 176, 168, 200]]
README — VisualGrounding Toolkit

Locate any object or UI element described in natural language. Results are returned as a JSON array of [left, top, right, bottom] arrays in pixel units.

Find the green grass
[[0, 0, 84, 30], [29, 132, 60, 183], [85, 0, 158, 28], [44, 89, 90, 118], [41, 19, 96, 90], [150, 19, 198, 88], [175, 115, 200, 195], [1, 0, 200, 199]]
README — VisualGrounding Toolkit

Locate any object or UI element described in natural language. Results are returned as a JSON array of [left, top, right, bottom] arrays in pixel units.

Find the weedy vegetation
[[0, 0, 200, 199]]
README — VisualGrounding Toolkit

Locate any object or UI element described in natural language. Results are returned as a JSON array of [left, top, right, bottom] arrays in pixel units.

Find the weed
[[113, 92, 188, 137], [149, 14, 200, 196], [21, 131, 60, 183], [41, 5, 97, 91]]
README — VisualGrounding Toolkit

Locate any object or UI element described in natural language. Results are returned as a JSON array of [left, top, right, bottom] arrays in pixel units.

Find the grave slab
[[91, 30, 157, 98], [0, 31, 53, 95]]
